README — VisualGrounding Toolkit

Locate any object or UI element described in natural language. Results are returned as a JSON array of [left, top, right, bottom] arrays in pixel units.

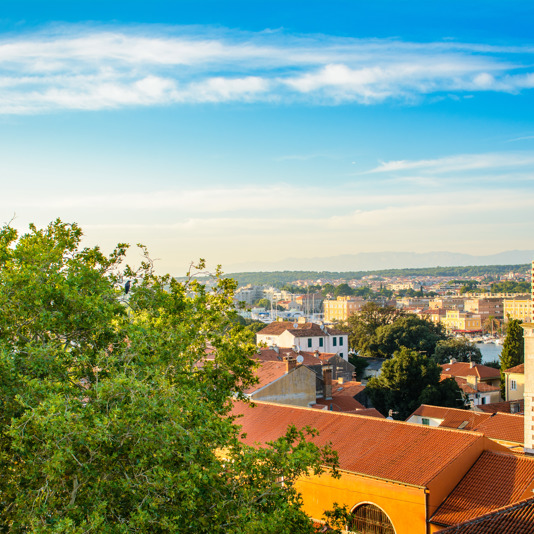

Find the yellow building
[[232, 400, 528, 534], [503, 363, 525, 402], [442, 310, 482, 333], [323, 296, 365, 323], [503, 297, 532, 322]]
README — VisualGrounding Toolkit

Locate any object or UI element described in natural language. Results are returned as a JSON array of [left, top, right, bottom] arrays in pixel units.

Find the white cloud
[[0, 26, 533, 112], [367, 152, 534, 174]]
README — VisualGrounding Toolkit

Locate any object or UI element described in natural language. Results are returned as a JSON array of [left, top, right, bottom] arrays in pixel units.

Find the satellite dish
[[293, 323, 298, 328], [296, 355, 304, 364]]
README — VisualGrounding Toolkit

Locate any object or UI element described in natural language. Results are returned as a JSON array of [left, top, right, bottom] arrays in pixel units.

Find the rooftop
[[410, 405, 524, 444], [441, 362, 501, 380], [438, 497, 534, 534], [504, 363, 525, 374], [431, 451, 534, 527], [231, 400, 485, 487]]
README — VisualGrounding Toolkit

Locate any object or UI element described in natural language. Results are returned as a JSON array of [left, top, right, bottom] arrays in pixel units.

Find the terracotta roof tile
[[438, 497, 534, 534], [410, 405, 490, 431], [253, 348, 322, 366], [257, 321, 330, 338], [244, 361, 287, 394], [504, 364, 525, 374], [314, 396, 366, 412], [231, 401, 484, 487], [431, 452, 534, 527], [472, 413, 524, 445], [409, 405, 524, 444], [441, 362, 501, 380], [477, 399, 524, 414]]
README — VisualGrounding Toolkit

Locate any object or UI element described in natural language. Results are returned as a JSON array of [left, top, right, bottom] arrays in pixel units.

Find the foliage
[[500, 319, 524, 397], [0, 219, 342, 534], [221, 265, 529, 288], [341, 302, 404, 357], [373, 315, 447, 358], [347, 354, 369, 381], [490, 280, 530, 294], [365, 348, 464, 419], [432, 338, 483, 365]]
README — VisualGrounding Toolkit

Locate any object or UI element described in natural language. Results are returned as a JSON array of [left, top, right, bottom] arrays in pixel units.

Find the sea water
[[475, 342, 502, 364]]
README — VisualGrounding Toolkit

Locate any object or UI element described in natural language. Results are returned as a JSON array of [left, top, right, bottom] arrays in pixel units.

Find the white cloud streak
[[367, 152, 534, 174], [0, 26, 533, 112]]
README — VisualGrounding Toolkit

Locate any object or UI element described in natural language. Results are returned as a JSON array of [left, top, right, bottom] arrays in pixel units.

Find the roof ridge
[[252, 401, 488, 436]]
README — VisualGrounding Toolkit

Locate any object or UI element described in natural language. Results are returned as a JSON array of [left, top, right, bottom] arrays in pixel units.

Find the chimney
[[338, 377, 344, 385], [272, 344, 279, 354], [466, 375, 478, 390], [322, 364, 333, 400], [469, 361, 475, 368], [284, 355, 297, 373]]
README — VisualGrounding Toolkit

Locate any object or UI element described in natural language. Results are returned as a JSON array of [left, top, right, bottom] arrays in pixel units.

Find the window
[[511, 379, 517, 391], [307, 338, 312, 348], [349, 503, 395, 534], [339, 336, 344, 346], [422, 418, 430, 426], [319, 338, 323, 348], [333, 337, 337, 347]]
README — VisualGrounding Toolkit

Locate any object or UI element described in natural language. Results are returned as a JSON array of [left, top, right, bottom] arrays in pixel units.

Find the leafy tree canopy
[[500, 318, 525, 397], [432, 338, 483, 365], [0, 219, 342, 534], [374, 315, 447, 358], [366, 347, 464, 419], [341, 302, 404, 357]]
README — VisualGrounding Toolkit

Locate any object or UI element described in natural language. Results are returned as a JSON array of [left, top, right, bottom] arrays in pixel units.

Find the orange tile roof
[[438, 497, 534, 534], [254, 347, 322, 366], [472, 413, 524, 445], [477, 399, 524, 414], [452, 377, 500, 395], [431, 452, 534, 527], [441, 362, 501, 380], [331, 380, 366, 397], [231, 401, 485, 487], [314, 396, 366, 412], [257, 321, 329, 338], [244, 361, 287, 394], [504, 364, 525, 374], [409, 405, 524, 444], [410, 405, 490, 431]]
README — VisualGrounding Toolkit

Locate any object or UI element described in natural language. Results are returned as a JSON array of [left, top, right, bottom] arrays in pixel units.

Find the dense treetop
[[0, 219, 344, 534]]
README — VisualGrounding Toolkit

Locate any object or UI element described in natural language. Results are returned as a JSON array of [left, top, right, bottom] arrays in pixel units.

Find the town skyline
[[1, 1, 533, 275]]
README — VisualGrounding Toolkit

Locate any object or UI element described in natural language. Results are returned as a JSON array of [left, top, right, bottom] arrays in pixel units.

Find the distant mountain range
[[226, 250, 534, 273]]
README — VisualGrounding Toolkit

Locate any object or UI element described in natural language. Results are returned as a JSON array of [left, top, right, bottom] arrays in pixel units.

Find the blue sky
[[1, 1, 533, 273]]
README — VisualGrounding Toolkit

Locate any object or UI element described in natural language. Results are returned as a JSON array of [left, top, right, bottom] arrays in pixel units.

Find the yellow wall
[[297, 470, 427, 534], [505, 371, 525, 402]]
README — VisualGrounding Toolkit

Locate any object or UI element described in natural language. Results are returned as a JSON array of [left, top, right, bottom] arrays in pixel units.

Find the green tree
[[333, 283, 353, 298], [366, 347, 464, 419], [500, 319, 525, 397], [347, 354, 369, 381], [432, 338, 483, 365], [342, 302, 404, 356], [374, 315, 447, 358], [0, 220, 341, 534]]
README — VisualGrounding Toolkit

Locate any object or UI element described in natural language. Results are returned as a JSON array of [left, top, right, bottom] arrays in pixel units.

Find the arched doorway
[[348, 503, 395, 534]]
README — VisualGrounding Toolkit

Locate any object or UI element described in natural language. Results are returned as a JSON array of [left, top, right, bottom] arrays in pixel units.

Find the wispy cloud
[[0, 26, 533, 113], [367, 152, 534, 174]]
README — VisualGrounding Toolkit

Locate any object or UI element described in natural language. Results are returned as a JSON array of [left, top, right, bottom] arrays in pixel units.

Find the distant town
[[230, 263, 531, 336]]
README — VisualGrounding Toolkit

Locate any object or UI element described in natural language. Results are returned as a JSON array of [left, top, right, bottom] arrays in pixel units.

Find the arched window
[[348, 503, 395, 534]]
